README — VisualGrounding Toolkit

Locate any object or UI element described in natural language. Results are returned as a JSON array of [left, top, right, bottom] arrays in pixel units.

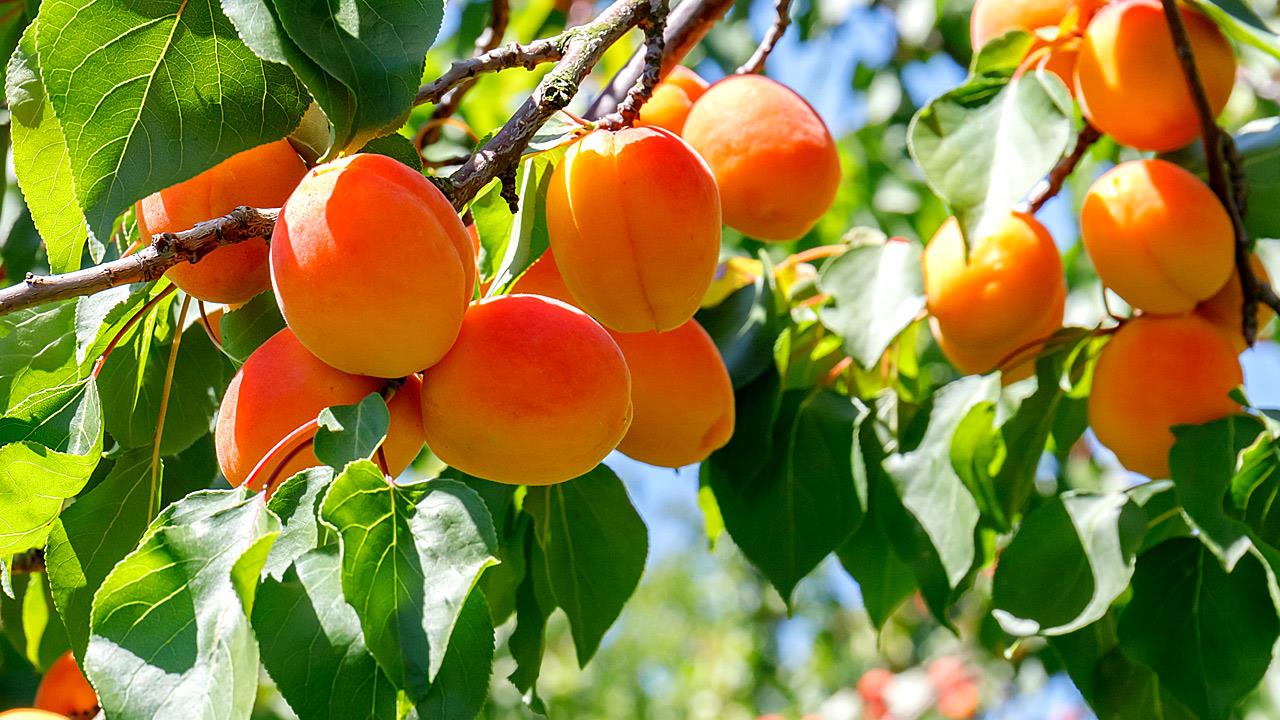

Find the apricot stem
[[150, 294, 192, 518], [196, 300, 224, 352], [1025, 123, 1102, 213], [736, 0, 791, 74], [90, 284, 178, 379], [242, 418, 321, 494], [263, 438, 316, 496]]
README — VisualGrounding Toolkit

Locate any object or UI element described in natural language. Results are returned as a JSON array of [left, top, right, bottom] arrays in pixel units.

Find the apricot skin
[[923, 213, 1065, 377], [0, 711, 68, 719], [420, 295, 632, 485], [1195, 254, 1274, 352], [638, 66, 709, 134], [682, 75, 840, 241], [970, 0, 1072, 48], [1089, 315, 1242, 479], [1076, 0, 1235, 151], [1081, 159, 1233, 314], [547, 127, 721, 333], [137, 140, 307, 304], [270, 153, 476, 378], [33, 652, 97, 718], [215, 328, 423, 491]]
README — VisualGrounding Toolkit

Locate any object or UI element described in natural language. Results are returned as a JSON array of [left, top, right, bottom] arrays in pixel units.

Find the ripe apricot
[[511, 250, 574, 304], [1195, 254, 1274, 352], [1076, 0, 1235, 151], [682, 75, 840, 241], [971, 0, 1072, 47], [1089, 315, 1242, 478], [215, 328, 423, 491], [1081, 159, 1233, 314], [0, 712, 68, 719], [420, 295, 632, 485], [923, 213, 1066, 377], [638, 66, 709, 134], [270, 153, 476, 377], [33, 652, 96, 718], [547, 126, 720, 333], [137, 140, 307, 304]]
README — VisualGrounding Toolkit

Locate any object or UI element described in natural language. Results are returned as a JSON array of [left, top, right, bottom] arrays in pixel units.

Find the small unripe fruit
[[34, 652, 97, 718], [1076, 0, 1235, 151], [547, 127, 720, 333], [137, 140, 307, 304], [637, 66, 709, 134], [271, 153, 476, 377], [1081, 159, 1233, 314], [923, 213, 1065, 377], [1195, 254, 1274, 352], [420, 295, 632, 485], [683, 75, 840, 241], [1089, 314, 1242, 478], [215, 329, 423, 491]]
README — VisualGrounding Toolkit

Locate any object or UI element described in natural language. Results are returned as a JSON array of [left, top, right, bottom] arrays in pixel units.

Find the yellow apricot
[[1075, 0, 1235, 151], [270, 153, 476, 377], [1081, 159, 1233, 314], [638, 66, 709, 134], [215, 328, 423, 491], [1195, 254, 1274, 352], [923, 213, 1066, 376], [420, 295, 632, 485], [137, 140, 307, 304], [0, 711, 68, 719], [547, 127, 721, 333], [682, 75, 840, 241], [34, 652, 96, 718], [1089, 315, 1242, 478]]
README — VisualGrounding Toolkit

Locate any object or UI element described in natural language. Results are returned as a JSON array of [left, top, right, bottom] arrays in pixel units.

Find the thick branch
[[414, 34, 564, 107], [417, 0, 512, 149], [598, 0, 670, 129], [1159, 0, 1277, 344], [0, 207, 277, 316], [1025, 123, 1101, 213], [736, 0, 791, 74]]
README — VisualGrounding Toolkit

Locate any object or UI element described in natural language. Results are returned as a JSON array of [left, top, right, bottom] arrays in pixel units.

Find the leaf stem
[[149, 294, 191, 518]]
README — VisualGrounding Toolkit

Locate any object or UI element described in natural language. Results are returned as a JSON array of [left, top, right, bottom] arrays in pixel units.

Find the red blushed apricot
[[420, 295, 632, 485], [270, 154, 476, 378], [1081, 159, 1233, 314], [137, 140, 307, 304], [547, 127, 721, 333], [638, 66, 709, 134], [215, 329, 422, 490], [1195, 254, 1275, 352], [1076, 0, 1235, 151], [1089, 315, 1242, 478], [33, 652, 96, 718], [611, 321, 734, 468], [923, 213, 1066, 376], [683, 75, 840, 241]]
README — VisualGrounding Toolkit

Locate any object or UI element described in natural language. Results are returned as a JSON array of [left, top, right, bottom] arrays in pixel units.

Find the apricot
[[923, 213, 1066, 376], [1195, 254, 1275, 352], [420, 295, 632, 485], [33, 652, 96, 718], [0, 712, 68, 719], [547, 126, 720, 333], [270, 153, 476, 377], [511, 250, 574, 305], [682, 75, 840, 241], [1089, 314, 1242, 478], [1081, 159, 1233, 314], [638, 66, 709, 134], [137, 140, 307, 304], [1076, 0, 1235, 151], [215, 328, 423, 491]]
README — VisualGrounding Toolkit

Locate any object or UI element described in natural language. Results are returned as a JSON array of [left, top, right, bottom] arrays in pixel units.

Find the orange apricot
[[420, 295, 632, 485], [1195, 254, 1274, 352], [1088, 314, 1242, 478], [1081, 159, 1233, 314], [682, 75, 840, 241], [1075, 0, 1235, 151], [638, 66, 709, 134], [270, 153, 476, 377], [0, 711, 68, 719], [547, 126, 720, 333], [971, 0, 1072, 47], [511, 250, 574, 304], [137, 140, 307, 304], [923, 213, 1066, 376], [33, 652, 96, 718], [215, 328, 423, 491]]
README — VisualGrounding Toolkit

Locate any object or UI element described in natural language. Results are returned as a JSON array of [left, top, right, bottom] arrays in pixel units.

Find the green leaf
[[84, 488, 280, 720], [217, 290, 285, 363], [470, 178, 516, 284], [34, 0, 309, 241], [992, 492, 1144, 636], [1189, 0, 1280, 62], [837, 512, 917, 631], [74, 285, 146, 366], [262, 466, 336, 580], [45, 449, 156, 657], [484, 152, 561, 294], [1118, 538, 1279, 720], [817, 239, 925, 369], [0, 301, 79, 413], [313, 393, 391, 472], [254, 546, 400, 720], [359, 133, 424, 172], [0, 571, 70, 671], [968, 30, 1036, 76], [526, 465, 647, 665], [320, 463, 498, 698], [1169, 415, 1265, 571], [507, 532, 555, 710], [1230, 434, 1280, 550], [416, 589, 495, 720], [695, 256, 787, 389]]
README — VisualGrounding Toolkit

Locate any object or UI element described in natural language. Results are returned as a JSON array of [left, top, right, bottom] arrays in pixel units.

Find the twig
[[1159, 0, 1277, 345], [1025, 123, 1102, 213], [598, 0, 670, 129], [417, 0, 512, 150], [90, 284, 178, 378], [736, 0, 791, 74], [9, 549, 44, 575], [414, 35, 566, 107]]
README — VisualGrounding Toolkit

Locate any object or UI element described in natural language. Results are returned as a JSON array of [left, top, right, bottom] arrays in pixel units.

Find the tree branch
[[1025, 123, 1101, 213], [9, 549, 44, 575], [598, 0, 670, 129], [413, 34, 564, 108], [736, 0, 791, 74], [1159, 0, 1276, 345], [417, 0, 512, 149]]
